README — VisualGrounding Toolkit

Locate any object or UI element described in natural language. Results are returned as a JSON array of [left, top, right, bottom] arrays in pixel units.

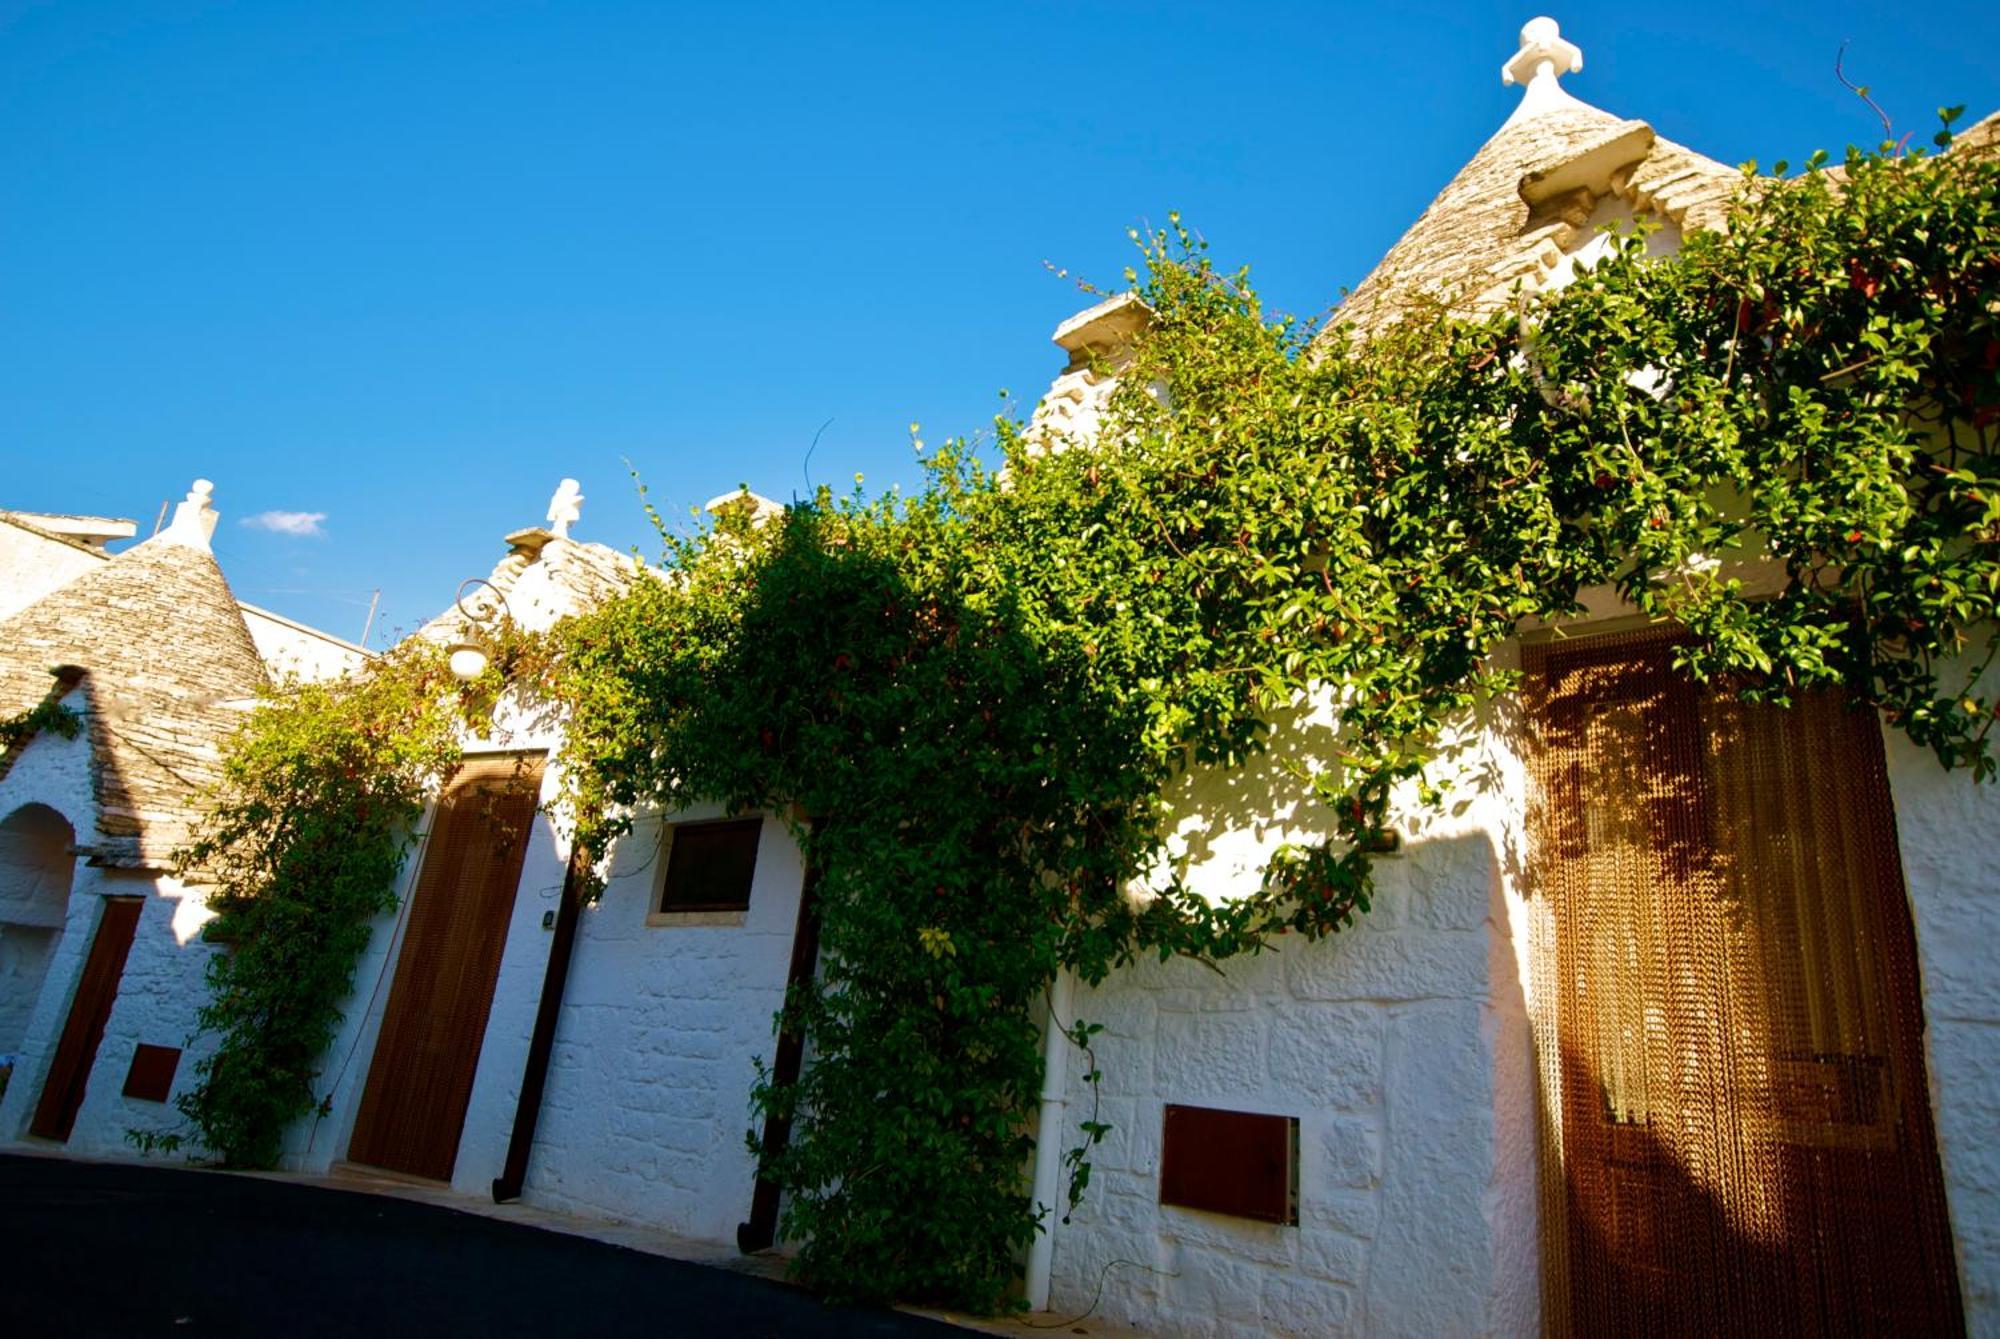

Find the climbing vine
[[0, 695, 82, 752], [175, 118, 1995, 1311], [171, 642, 484, 1167]]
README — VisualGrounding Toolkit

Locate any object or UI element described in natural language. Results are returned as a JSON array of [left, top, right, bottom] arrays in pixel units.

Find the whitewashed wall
[[515, 803, 804, 1240], [0, 523, 100, 621], [0, 690, 101, 1135], [1043, 698, 1539, 1338], [1889, 722, 2000, 1334], [238, 603, 368, 684], [296, 763, 806, 1245], [54, 868, 218, 1156], [0, 695, 224, 1154], [1045, 633, 1997, 1338]]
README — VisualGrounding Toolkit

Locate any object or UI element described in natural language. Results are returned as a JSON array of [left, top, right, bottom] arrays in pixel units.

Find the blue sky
[[4, 1, 1997, 647]]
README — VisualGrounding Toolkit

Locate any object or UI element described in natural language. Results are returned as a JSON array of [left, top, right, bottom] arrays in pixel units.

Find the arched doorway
[[0, 804, 78, 1093]]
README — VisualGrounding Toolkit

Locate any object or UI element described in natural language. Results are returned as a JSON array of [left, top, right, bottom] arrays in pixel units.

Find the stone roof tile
[[1332, 25, 1739, 339], [0, 535, 267, 868]]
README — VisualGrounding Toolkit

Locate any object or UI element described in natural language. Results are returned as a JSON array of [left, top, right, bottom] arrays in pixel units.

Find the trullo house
[[0, 483, 361, 1148], [1, 15, 1996, 1339]]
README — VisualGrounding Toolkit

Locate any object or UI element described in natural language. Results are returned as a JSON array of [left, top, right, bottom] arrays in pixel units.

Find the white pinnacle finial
[[546, 478, 584, 539], [162, 478, 219, 550], [1503, 16, 1582, 89]]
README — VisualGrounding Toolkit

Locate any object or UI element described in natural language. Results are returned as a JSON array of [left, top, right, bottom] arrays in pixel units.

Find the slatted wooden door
[[1529, 628, 1961, 1337], [348, 755, 544, 1181], [29, 896, 143, 1142]]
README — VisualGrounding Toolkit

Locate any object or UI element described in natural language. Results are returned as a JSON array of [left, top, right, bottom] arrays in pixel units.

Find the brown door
[[348, 755, 543, 1181], [1530, 627, 1962, 1336], [30, 896, 143, 1142]]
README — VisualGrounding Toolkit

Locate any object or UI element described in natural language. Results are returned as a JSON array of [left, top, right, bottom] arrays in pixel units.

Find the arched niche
[[0, 803, 78, 1063]]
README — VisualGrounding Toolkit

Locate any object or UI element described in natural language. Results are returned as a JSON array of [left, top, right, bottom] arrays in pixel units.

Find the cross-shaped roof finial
[[1502, 16, 1582, 89]]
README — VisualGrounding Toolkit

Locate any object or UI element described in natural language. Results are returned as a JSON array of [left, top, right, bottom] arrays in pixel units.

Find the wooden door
[[1530, 627, 1962, 1337], [348, 755, 543, 1181], [30, 897, 142, 1142]]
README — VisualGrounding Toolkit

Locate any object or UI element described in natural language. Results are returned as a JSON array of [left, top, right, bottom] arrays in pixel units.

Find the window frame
[[646, 814, 763, 926]]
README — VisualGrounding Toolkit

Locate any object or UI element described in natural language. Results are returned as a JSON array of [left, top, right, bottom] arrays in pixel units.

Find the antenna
[[803, 417, 833, 496], [359, 589, 381, 649], [150, 499, 169, 537]]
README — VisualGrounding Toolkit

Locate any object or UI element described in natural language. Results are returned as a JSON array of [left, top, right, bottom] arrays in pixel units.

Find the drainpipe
[[737, 833, 825, 1253], [1023, 968, 1075, 1312], [492, 846, 588, 1203]]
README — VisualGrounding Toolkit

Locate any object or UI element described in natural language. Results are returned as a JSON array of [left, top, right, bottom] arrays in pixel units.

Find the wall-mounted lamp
[[446, 577, 513, 681]]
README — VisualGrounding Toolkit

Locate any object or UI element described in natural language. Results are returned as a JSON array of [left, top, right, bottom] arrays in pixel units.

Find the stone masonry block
[[1167, 1245, 1265, 1324], [1261, 1274, 1357, 1337], [1283, 928, 1487, 1004], [1162, 1204, 1299, 1268], [1299, 1228, 1370, 1286], [1153, 1013, 1268, 1097], [1315, 1112, 1385, 1190], [1268, 1004, 1386, 1111], [1396, 836, 1498, 933]]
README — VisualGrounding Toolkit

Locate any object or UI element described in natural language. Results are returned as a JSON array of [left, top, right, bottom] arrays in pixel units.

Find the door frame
[[342, 750, 548, 1182], [1522, 620, 1963, 1334]]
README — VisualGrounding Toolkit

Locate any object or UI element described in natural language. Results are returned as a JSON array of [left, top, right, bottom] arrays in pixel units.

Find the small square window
[[1159, 1103, 1299, 1224], [654, 816, 762, 915], [123, 1044, 182, 1103]]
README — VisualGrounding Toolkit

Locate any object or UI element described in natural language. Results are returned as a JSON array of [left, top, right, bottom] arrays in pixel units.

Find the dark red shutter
[[30, 897, 144, 1141]]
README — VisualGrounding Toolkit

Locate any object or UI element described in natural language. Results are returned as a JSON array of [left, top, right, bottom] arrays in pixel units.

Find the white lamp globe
[[448, 642, 490, 681]]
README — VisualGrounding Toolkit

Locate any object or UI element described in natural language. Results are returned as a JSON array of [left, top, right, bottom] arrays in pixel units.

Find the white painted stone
[[0, 521, 103, 621], [1885, 697, 2000, 1332], [508, 803, 806, 1240], [238, 603, 368, 683]]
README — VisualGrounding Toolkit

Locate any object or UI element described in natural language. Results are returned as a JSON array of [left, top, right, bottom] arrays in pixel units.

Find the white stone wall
[[0, 524, 100, 621], [0, 703, 223, 1153], [514, 803, 805, 1240], [1046, 644, 1996, 1338], [1888, 722, 2000, 1334], [0, 692, 99, 1128], [238, 603, 367, 683], [291, 763, 806, 1246], [1044, 715, 1538, 1338], [53, 868, 219, 1156]]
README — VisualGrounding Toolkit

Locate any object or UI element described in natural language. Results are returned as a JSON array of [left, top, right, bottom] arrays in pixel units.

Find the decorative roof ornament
[[1501, 17, 1584, 122], [1503, 16, 1582, 87], [546, 477, 584, 539], [161, 478, 220, 550]]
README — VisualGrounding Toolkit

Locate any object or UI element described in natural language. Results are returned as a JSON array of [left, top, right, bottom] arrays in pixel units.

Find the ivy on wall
[[169, 121, 1995, 1310], [169, 643, 480, 1167], [0, 696, 82, 752]]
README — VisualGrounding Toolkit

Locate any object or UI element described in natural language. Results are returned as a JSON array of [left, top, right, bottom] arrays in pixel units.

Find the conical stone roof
[[1334, 20, 1738, 338], [0, 519, 267, 868]]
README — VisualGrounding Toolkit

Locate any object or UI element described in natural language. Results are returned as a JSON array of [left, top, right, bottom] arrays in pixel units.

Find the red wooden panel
[[1159, 1103, 1298, 1224], [348, 755, 543, 1181], [122, 1043, 182, 1102], [31, 897, 144, 1141]]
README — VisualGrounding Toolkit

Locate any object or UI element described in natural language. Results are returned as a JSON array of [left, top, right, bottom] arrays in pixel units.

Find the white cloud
[[241, 510, 328, 537]]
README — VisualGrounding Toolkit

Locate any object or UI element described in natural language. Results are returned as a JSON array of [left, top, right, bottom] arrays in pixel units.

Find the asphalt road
[[0, 1154, 974, 1338]]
